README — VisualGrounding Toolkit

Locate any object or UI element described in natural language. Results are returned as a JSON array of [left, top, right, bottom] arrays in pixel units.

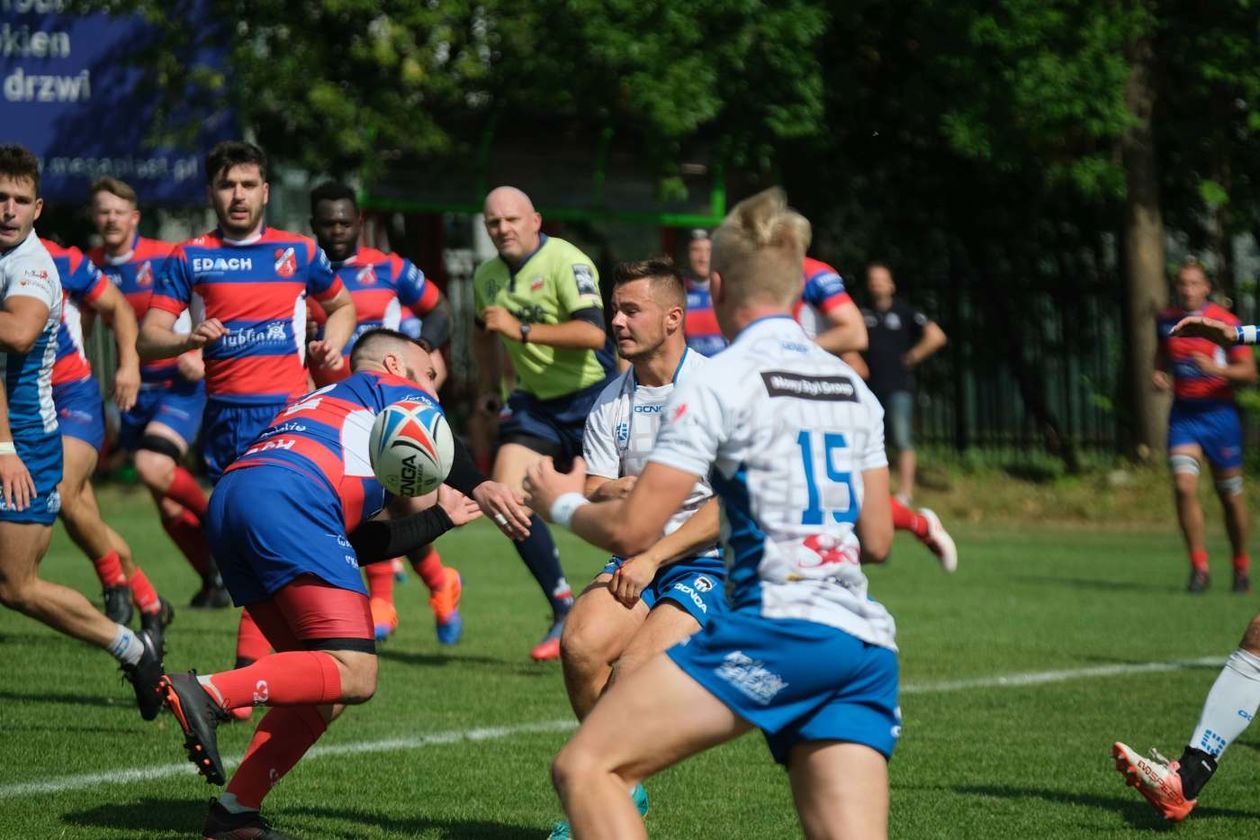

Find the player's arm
[[354, 486, 482, 564], [856, 467, 893, 563], [481, 306, 606, 350], [443, 435, 532, 539], [86, 282, 141, 411], [813, 299, 869, 355], [1172, 315, 1245, 347], [415, 293, 452, 351], [526, 457, 698, 557], [0, 362, 35, 511], [1192, 343, 1259, 384], [904, 319, 947, 368], [0, 295, 49, 354], [609, 498, 720, 605], [308, 285, 355, 370], [139, 308, 226, 360]]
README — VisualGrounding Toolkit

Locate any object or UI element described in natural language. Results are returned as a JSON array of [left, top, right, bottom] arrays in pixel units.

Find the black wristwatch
[[519, 323, 531, 343]]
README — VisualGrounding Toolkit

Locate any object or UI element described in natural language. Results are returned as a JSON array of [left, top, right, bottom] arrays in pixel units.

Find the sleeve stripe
[[312, 277, 345, 302]]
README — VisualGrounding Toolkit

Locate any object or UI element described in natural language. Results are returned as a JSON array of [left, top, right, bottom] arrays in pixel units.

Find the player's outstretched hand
[[472, 480, 532, 540], [113, 362, 140, 412], [610, 554, 656, 606], [1171, 315, 1234, 347], [0, 448, 36, 512], [437, 485, 483, 526], [187, 318, 228, 349], [308, 340, 344, 371], [524, 456, 588, 522]]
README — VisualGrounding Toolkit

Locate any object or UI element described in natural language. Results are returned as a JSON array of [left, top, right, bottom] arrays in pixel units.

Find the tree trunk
[[1121, 30, 1168, 460]]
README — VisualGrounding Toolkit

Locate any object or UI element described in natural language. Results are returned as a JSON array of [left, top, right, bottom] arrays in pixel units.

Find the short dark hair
[[309, 181, 358, 215], [0, 145, 41, 194], [205, 141, 268, 185], [866, 261, 892, 276], [613, 258, 686, 309], [350, 327, 421, 369], [91, 176, 137, 205]]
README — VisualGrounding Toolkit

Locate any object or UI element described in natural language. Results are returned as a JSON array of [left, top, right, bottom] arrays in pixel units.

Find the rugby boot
[[104, 585, 134, 625], [429, 567, 463, 646], [1187, 568, 1210, 594], [202, 800, 297, 839], [371, 597, 399, 643], [161, 672, 231, 784], [919, 509, 958, 573], [530, 612, 567, 662], [121, 628, 165, 721], [1112, 742, 1197, 822], [1232, 570, 1251, 594], [141, 597, 175, 657]]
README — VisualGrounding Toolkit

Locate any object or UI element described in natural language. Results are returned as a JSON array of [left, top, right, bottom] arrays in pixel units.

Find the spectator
[[861, 263, 947, 503]]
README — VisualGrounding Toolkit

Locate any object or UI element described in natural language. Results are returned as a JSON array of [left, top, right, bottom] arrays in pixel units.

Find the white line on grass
[[0, 718, 575, 800], [0, 656, 1226, 799]]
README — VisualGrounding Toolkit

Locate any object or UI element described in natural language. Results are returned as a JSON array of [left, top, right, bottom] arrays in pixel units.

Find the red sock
[[225, 706, 327, 809], [889, 497, 929, 539], [204, 650, 343, 710], [128, 569, 161, 614], [410, 546, 447, 592], [164, 466, 208, 518], [92, 551, 127, 587], [161, 510, 211, 577], [235, 608, 273, 667], [1190, 549, 1209, 572], [364, 562, 395, 605], [1233, 554, 1250, 574]]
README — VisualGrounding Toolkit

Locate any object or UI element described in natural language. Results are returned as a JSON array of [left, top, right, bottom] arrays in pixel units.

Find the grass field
[[3, 486, 1260, 838]]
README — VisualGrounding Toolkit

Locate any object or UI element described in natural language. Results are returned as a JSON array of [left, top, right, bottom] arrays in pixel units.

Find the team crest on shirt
[[615, 421, 630, 447], [135, 261, 154, 287], [530, 276, 545, 293], [357, 264, 377, 286], [274, 247, 297, 278]]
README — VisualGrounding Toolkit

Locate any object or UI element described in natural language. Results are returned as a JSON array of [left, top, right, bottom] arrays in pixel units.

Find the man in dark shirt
[[861, 263, 947, 503]]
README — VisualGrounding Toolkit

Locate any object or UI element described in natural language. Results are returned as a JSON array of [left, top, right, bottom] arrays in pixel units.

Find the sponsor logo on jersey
[[274, 247, 297, 278], [761, 371, 857, 402], [632, 404, 662, 413], [192, 256, 253, 273], [715, 651, 788, 705], [573, 264, 597, 296], [219, 321, 290, 349]]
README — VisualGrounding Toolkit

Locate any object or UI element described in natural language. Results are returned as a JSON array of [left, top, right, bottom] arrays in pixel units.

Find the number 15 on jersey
[[796, 429, 858, 525]]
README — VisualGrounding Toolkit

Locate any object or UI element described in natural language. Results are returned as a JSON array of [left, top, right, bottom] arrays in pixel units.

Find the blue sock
[[515, 514, 573, 616]]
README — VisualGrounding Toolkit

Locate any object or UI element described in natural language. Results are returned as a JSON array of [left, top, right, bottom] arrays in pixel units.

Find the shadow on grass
[[956, 784, 1258, 828], [64, 798, 541, 839], [63, 797, 206, 838], [378, 648, 557, 677], [1010, 574, 1172, 594], [0, 688, 128, 710]]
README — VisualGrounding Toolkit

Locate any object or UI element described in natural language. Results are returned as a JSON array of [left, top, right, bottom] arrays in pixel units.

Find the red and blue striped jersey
[[42, 239, 109, 388], [150, 227, 343, 405], [684, 279, 727, 357], [309, 247, 441, 384], [224, 370, 441, 531], [1157, 302, 1248, 403], [795, 257, 852, 339], [90, 235, 186, 388]]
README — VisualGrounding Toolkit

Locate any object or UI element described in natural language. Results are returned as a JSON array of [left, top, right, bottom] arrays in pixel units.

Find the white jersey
[[648, 316, 895, 649], [0, 230, 62, 435], [584, 347, 718, 557]]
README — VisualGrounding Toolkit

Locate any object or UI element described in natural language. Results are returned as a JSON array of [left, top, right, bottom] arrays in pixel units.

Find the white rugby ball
[[369, 401, 454, 497]]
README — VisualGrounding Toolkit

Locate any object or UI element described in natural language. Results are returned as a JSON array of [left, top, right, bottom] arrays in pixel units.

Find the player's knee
[[1169, 454, 1200, 493], [330, 652, 377, 704], [1215, 474, 1245, 498], [134, 445, 177, 488], [551, 742, 596, 796], [561, 614, 617, 670], [0, 575, 35, 613], [1241, 616, 1260, 653]]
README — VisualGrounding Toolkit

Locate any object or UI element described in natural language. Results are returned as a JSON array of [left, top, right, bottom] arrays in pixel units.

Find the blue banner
[[1, 1, 232, 205]]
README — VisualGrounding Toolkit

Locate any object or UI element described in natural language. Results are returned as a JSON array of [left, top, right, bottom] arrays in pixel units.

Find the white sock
[[218, 793, 256, 814], [1188, 648, 1260, 758], [108, 625, 144, 666]]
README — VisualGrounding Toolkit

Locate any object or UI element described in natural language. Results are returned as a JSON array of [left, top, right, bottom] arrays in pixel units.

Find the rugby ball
[[369, 401, 453, 497]]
